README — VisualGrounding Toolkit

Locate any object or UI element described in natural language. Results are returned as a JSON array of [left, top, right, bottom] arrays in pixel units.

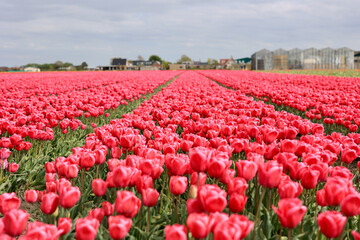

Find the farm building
[[355, 51, 360, 69], [251, 47, 355, 70]]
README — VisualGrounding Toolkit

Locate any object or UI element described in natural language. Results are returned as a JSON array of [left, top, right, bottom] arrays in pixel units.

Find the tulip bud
[[188, 185, 198, 199]]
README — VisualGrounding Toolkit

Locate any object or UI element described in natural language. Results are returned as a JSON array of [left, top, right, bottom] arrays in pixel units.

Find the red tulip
[[316, 189, 328, 207], [112, 166, 132, 188], [45, 162, 56, 173], [88, 208, 105, 223], [3, 209, 29, 237], [258, 161, 283, 188], [186, 198, 203, 214], [190, 172, 207, 186], [169, 176, 188, 195], [58, 217, 72, 235], [79, 152, 95, 169], [278, 180, 303, 199], [227, 177, 248, 195], [120, 134, 134, 149], [0, 148, 11, 160], [213, 219, 242, 240], [341, 148, 358, 164], [40, 192, 59, 215], [59, 186, 80, 209], [66, 164, 79, 179], [102, 201, 114, 216], [189, 147, 211, 172], [135, 175, 153, 194], [197, 184, 227, 213], [92, 178, 107, 196], [300, 168, 320, 189], [0, 193, 20, 215], [229, 193, 247, 213], [25, 190, 38, 203], [324, 177, 349, 206], [180, 140, 193, 152], [186, 213, 211, 239], [142, 188, 159, 207], [209, 212, 229, 232], [75, 217, 99, 240], [228, 214, 254, 239], [317, 211, 346, 239], [341, 193, 360, 217], [235, 160, 257, 181], [272, 198, 307, 229], [115, 190, 141, 218], [165, 224, 187, 240], [108, 215, 132, 240], [111, 146, 122, 159], [23, 221, 62, 239], [8, 163, 18, 173], [352, 231, 360, 240]]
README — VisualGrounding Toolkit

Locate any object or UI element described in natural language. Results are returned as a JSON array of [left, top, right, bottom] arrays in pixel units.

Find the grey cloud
[[0, 0, 359, 67]]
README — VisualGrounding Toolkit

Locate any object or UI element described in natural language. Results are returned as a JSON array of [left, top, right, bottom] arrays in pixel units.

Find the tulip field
[[0, 70, 360, 240]]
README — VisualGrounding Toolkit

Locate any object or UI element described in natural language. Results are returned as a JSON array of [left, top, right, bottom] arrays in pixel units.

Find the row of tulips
[[0, 71, 181, 151], [0, 71, 181, 192], [0, 71, 360, 239], [198, 70, 360, 134]]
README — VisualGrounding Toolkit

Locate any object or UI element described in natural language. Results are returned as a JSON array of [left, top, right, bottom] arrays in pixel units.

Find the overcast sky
[[1, 0, 359, 67]]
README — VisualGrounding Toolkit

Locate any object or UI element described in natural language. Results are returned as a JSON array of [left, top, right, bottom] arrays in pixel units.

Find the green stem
[[176, 195, 179, 223], [288, 229, 292, 240], [279, 225, 282, 240], [300, 189, 309, 233], [267, 188, 272, 210], [96, 165, 99, 179], [81, 168, 85, 212], [252, 187, 266, 240], [147, 207, 151, 235]]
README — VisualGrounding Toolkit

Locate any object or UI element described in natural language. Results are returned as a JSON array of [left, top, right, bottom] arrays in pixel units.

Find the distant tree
[[149, 55, 162, 62], [177, 55, 192, 64], [138, 55, 145, 61], [162, 60, 171, 70], [81, 62, 88, 69], [207, 58, 219, 65], [54, 61, 64, 69]]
